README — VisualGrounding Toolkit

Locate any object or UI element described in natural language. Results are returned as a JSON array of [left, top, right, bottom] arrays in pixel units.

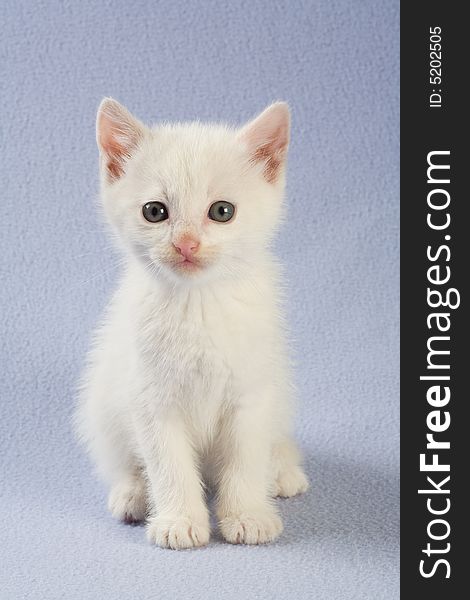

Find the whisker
[[70, 259, 127, 290]]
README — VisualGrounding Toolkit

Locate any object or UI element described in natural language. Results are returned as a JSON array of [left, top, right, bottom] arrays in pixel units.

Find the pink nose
[[173, 237, 200, 259]]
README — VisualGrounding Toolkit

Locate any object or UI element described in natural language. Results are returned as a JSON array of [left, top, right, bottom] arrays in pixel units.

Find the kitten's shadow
[[270, 449, 399, 549]]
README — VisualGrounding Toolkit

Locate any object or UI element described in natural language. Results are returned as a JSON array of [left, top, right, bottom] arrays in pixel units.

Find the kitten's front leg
[[134, 405, 210, 550], [216, 394, 283, 545]]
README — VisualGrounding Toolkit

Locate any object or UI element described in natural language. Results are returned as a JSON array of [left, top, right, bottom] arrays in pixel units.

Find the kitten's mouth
[[163, 251, 214, 275], [173, 257, 202, 272]]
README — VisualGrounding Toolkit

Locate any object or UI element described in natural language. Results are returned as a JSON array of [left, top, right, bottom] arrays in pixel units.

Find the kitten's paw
[[108, 480, 147, 523], [219, 507, 283, 545], [274, 466, 309, 498], [146, 515, 210, 550]]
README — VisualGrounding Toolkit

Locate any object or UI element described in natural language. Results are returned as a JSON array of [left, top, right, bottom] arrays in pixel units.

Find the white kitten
[[76, 98, 308, 549]]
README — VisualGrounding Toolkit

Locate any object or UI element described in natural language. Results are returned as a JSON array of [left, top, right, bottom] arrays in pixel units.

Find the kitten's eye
[[208, 201, 235, 223], [142, 201, 169, 223]]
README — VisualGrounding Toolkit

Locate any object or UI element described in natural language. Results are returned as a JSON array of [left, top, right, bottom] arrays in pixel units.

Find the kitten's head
[[96, 98, 290, 285]]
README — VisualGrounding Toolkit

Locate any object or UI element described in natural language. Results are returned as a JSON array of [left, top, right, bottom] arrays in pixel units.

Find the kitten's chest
[[140, 287, 270, 389], [139, 291, 229, 389]]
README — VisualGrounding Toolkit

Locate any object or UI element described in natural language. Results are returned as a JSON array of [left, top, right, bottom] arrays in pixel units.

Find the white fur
[[75, 99, 308, 549]]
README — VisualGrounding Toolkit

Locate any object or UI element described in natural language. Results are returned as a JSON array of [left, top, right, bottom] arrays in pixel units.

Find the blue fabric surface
[[1, 1, 399, 598]]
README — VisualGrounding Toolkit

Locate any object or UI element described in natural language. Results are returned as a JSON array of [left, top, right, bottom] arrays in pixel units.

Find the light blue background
[[1, 1, 399, 598]]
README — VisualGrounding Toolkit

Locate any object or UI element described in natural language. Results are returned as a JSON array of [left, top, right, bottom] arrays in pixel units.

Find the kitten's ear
[[96, 98, 146, 181], [239, 102, 290, 183]]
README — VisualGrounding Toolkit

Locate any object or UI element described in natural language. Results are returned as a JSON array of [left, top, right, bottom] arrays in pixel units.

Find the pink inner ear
[[98, 116, 131, 180], [99, 127, 128, 179], [250, 127, 288, 183], [241, 103, 290, 183], [97, 100, 143, 181]]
